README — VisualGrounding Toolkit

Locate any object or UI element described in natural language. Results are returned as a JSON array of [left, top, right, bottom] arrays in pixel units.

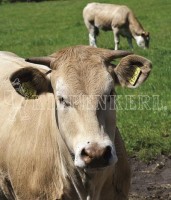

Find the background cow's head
[[135, 31, 150, 49], [11, 46, 152, 169]]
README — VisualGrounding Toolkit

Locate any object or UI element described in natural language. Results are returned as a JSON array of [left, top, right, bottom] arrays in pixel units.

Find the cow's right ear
[[10, 67, 52, 99], [113, 55, 152, 88]]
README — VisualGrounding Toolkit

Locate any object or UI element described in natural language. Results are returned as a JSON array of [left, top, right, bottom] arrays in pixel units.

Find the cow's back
[[0, 52, 64, 199], [83, 3, 130, 27]]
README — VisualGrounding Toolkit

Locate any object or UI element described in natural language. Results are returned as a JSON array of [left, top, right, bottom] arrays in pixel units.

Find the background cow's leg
[[112, 27, 120, 50], [89, 26, 98, 47], [84, 18, 98, 47], [127, 37, 133, 50]]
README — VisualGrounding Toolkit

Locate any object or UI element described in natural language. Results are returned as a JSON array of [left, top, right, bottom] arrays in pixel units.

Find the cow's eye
[[59, 97, 70, 107]]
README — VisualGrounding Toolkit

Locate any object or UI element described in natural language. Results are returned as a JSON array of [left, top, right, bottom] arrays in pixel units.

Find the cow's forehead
[[55, 63, 113, 96]]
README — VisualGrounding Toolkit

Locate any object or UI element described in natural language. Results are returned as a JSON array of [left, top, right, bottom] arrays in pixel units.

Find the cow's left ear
[[10, 67, 52, 99], [113, 55, 152, 88]]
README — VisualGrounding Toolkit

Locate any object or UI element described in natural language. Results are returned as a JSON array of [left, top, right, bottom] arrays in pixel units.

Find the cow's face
[[24, 46, 152, 169], [51, 62, 117, 169], [135, 32, 150, 49]]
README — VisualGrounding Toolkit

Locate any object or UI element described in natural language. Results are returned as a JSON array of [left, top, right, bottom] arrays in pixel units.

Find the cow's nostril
[[81, 148, 89, 157], [103, 146, 112, 161], [81, 148, 92, 165]]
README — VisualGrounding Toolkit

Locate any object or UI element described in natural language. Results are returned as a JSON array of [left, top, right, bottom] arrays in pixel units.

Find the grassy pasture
[[0, 0, 171, 161]]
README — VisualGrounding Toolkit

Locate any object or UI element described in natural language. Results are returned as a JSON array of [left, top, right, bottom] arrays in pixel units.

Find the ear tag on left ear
[[19, 82, 38, 99], [129, 67, 141, 85]]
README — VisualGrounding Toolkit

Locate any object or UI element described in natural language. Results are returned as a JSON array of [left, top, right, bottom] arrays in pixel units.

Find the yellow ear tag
[[129, 67, 141, 85], [19, 82, 37, 99]]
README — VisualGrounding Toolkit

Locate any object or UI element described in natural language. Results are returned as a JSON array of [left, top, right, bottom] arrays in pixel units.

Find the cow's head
[[11, 46, 152, 170], [135, 31, 150, 49]]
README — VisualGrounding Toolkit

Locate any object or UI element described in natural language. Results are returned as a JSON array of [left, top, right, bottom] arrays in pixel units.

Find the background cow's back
[[83, 3, 150, 50]]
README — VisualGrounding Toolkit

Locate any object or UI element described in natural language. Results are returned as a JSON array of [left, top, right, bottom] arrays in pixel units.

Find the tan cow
[[83, 3, 150, 50], [0, 46, 152, 200]]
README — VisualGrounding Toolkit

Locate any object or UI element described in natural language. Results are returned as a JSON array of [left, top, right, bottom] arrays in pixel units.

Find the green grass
[[0, 0, 171, 161]]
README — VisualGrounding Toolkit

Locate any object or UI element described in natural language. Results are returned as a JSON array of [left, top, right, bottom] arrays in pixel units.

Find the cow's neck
[[79, 169, 109, 200], [56, 131, 113, 200], [56, 129, 86, 199]]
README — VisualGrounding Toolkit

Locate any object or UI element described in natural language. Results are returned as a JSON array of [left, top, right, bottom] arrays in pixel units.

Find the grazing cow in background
[[83, 3, 150, 50], [0, 46, 152, 200]]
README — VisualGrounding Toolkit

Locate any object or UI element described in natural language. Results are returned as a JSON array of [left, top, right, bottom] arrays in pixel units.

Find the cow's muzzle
[[74, 143, 117, 169]]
